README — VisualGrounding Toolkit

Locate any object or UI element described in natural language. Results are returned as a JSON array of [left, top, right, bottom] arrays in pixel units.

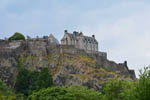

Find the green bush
[[15, 68, 31, 96], [101, 66, 150, 100], [67, 86, 103, 100], [134, 67, 150, 100], [28, 86, 103, 100], [15, 68, 53, 96], [102, 79, 123, 100], [0, 80, 16, 100], [8, 32, 25, 40], [102, 79, 137, 100], [28, 87, 74, 100]]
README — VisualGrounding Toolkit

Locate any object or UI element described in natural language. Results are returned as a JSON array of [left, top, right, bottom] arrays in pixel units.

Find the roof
[[62, 33, 98, 44], [49, 34, 59, 44]]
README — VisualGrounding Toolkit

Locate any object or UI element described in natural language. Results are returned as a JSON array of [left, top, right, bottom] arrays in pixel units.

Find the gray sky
[[0, 0, 150, 77]]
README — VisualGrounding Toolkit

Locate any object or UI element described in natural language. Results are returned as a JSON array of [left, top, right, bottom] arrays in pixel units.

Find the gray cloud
[[0, 0, 150, 77], [77, 3, 150, 76]]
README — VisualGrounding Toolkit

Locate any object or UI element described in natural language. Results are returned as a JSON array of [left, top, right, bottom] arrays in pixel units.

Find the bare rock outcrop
[[0, 39, 136, 90]]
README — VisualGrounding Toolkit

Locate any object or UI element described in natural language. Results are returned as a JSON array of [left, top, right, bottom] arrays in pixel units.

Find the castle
[[0, 30, 136, 88], [61, 30, 107, 58], [61, 30, 98, 53], [0, 30, 107, 59]]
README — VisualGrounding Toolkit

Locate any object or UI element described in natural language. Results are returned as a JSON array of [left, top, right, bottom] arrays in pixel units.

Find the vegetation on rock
[[8, 32, 25, 40], [15, 68, 53, 96]]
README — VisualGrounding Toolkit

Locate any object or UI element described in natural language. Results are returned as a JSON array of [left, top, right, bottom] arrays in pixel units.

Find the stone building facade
[[61, 30, 98, 53]]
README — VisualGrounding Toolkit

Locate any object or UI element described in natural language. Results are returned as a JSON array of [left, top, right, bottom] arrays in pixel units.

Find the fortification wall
[[0, 40, 22, 49], [47, 45, 87, 56], [98, 52, 107, 59], [86, 50, 107, 59], [24, 39, 48, 56], [0, 38, 107, 59], [46, 44, 107, 60], [0, 40, 23, 58]]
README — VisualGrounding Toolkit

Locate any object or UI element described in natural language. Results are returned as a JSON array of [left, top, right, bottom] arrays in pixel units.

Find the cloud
[[76, 2, 150, 77], [0, 0, 150, 77]]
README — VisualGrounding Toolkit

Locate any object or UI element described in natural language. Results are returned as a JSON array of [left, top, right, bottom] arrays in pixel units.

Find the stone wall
[[24, 39, 48, 56], [47, 45, 88, 56], [0, 57, 18, 88], [0, 40, 23, 58]]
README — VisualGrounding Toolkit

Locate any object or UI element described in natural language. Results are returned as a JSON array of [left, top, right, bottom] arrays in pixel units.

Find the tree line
[[0, 66, 150, 100]]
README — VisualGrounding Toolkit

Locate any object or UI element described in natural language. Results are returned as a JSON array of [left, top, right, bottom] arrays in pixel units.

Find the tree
[[120, 80, 136, 100], [15, 68, 30, 96], [134, 67, 150, 100], [8, 32, 25, 40], [102, 79, 123, 100], [67, 86, 103, 100], [27, 87, 75, 100], [0, 80, 16, 100], [35, 68, 53, 90], [15, 68, 53, 96], [28, 86, 103, 100], [102, 67, 150, 100]]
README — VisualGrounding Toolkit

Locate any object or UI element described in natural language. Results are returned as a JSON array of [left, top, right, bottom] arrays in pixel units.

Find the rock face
[[0, 39, 136, 90]]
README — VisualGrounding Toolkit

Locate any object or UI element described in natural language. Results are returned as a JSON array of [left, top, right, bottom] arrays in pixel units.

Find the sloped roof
[[49, 34, 59, 44], [62, 33, 98, 44]]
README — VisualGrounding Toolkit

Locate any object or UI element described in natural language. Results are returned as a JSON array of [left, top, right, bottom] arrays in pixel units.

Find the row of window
[[67, 38, 98, 44]]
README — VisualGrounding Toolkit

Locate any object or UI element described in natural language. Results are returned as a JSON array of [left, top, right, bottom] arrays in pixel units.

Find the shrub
[[67, 86, 103, 100], [102, 79, 123, 100], [15, 68, 53, 96], [101, 67, 150, 100], [134, 67, 150, 100], [28, 86, 103, 100], [8, 32, 25, 40], [0, 80, 16, 100]]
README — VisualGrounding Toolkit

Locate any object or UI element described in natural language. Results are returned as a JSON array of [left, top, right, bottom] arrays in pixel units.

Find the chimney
[[64, 30, 68, 33], [73, 31, 79, 35], [124, 61, 127, 67], [92, 35, 95, 38], [79, 32, 83, 36]]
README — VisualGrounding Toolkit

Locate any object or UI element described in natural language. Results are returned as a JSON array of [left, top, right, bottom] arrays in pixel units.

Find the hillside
[[0, 38, 135, 90]]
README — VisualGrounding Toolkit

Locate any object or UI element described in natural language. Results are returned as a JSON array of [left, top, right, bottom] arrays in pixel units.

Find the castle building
[[61, 30, 98, 53]]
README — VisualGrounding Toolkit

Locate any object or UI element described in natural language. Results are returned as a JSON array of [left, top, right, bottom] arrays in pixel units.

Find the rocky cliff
[[0, 39, 136, 90]]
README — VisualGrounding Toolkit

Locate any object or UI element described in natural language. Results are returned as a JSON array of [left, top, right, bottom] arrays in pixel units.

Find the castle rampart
[[0, 33, 107, 59], [0, 32, 136, 88]]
